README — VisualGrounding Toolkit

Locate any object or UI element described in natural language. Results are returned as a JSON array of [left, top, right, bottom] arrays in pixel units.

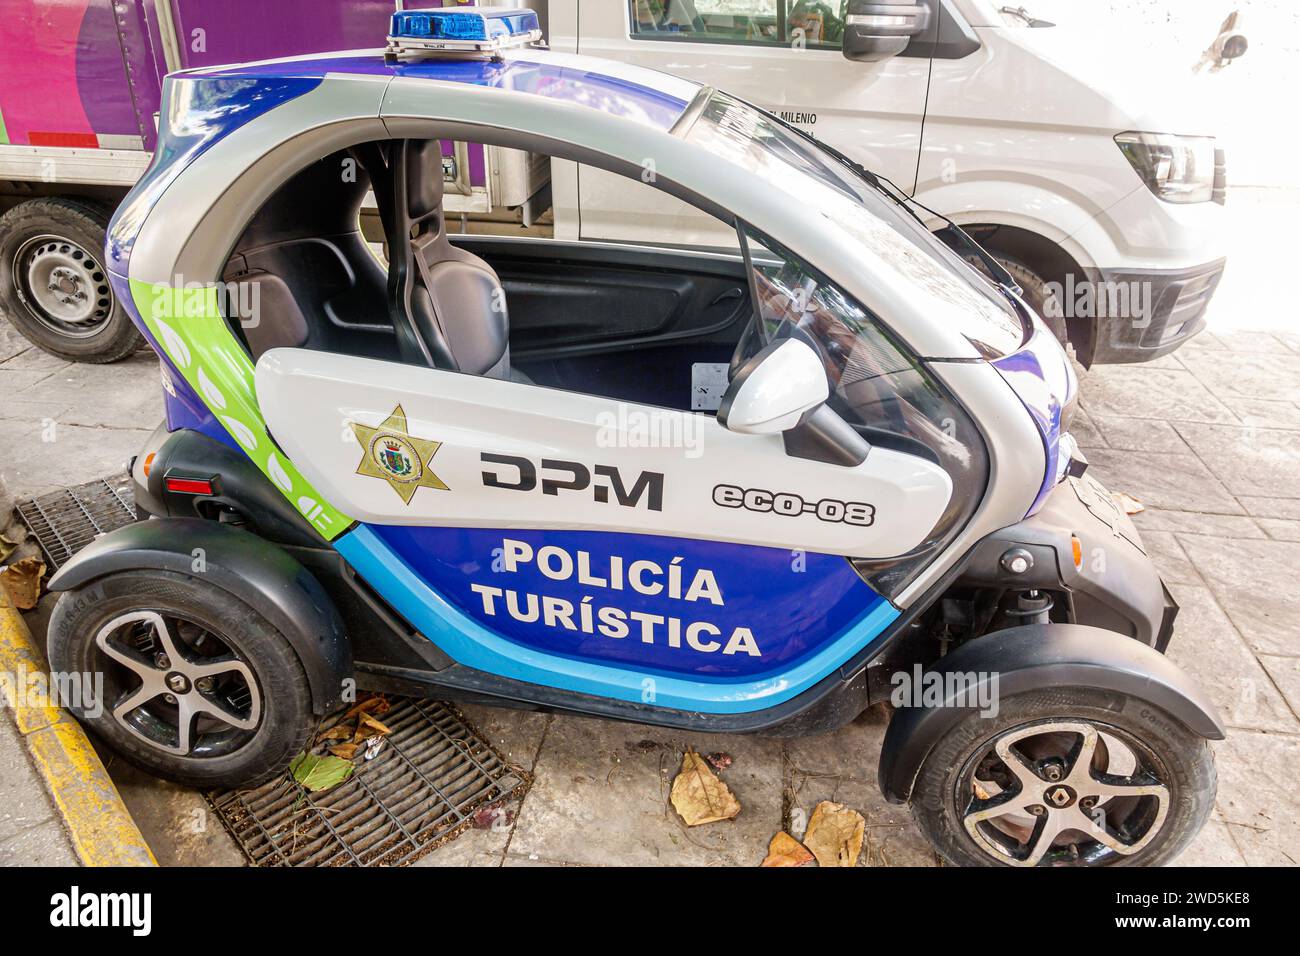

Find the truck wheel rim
[[14, 234, 115, 338], [93, 610, 263, 758], [958, 720, 1170, 866]]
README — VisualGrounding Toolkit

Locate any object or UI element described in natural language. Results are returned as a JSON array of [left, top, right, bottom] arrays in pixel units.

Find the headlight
[[1115, 132, 1216, 204]]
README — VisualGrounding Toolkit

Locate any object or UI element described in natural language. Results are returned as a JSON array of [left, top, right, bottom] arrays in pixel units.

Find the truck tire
[[0, 197, 143, 363]]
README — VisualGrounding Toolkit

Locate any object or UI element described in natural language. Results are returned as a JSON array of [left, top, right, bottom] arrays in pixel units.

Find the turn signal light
[[142, 452, 155, 478], [1071, 535, 1083, 571]]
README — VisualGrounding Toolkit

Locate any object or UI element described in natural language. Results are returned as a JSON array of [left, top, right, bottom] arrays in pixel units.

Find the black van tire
[[0, 197, 143, 363], [49, 570, 314, 790], [910, 688, 1216, 867], [994, 255, 1069, 343]]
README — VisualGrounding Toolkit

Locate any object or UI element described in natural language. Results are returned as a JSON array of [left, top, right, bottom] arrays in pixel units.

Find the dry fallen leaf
[[328, 742, 359, 760], [473, 804, 512, 830], [803, 801, 865, 867], [352, 712, 392, 742], [1112, 491, 1145, 515], [318, 724, 353, 743], [670, 747, 741, 826], [0, 556, 46, 610], [760, 831, 814, 867], [0, 531, 23, 564], [343, 695, 391, 720]]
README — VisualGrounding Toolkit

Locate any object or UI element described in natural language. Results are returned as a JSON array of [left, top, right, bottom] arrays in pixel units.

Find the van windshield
[[676, 88, 1026, 358]]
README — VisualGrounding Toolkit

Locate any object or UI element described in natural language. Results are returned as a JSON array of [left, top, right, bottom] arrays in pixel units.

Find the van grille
[[1143, 263, 1226, 347]]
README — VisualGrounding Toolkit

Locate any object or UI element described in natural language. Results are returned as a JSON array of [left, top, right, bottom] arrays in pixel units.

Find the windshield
[[678, 89, 1026, 357], [740, 225, 989, 596]]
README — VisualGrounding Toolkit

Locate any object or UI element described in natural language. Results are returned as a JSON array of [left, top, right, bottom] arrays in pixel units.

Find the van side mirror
[[718, 338, 828, 435], [842, 2, 932, 62]]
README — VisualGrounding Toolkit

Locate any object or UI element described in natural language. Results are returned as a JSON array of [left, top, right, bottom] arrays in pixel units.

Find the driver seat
[[379, 139, 524, 381]]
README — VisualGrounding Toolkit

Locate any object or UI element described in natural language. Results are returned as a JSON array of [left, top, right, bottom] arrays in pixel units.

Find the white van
[[0, 0, 1228, 367], [542, 0, 1228, 366]]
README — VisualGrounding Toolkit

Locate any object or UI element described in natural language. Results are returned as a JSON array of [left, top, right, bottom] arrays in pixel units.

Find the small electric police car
[[48, 7, 1222, 866]]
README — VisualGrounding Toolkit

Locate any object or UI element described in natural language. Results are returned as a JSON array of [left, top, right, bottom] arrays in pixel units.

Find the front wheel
[[910, 689, 1216, 867], [48, 569, 314, 789]]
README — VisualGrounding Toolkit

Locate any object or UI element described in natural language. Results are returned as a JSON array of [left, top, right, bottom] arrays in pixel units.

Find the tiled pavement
[[2, 194, 1297, 867]]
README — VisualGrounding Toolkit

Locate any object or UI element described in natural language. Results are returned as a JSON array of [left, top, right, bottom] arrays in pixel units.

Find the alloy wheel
[[959, 720, 1170, 866], [93, 610, 263, 757]]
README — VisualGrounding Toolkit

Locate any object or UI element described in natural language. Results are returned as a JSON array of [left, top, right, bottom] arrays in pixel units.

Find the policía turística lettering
[[471, 537, 761, 658]]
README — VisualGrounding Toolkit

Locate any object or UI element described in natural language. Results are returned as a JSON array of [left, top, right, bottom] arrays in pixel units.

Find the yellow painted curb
[[0, 589, 157, 867]]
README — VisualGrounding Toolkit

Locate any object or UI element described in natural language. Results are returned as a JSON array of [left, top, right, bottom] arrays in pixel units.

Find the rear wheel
[[910, 689, 1216, 866], [48, 570, 314, 789], [0, 197, 143, 362]]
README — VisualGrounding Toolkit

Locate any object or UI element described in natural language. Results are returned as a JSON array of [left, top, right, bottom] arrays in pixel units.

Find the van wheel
[[994, 256, 1069, 344], [0, 198, 143, 363], [909, 689, 1216, 867], [48, 570, 314, 789]]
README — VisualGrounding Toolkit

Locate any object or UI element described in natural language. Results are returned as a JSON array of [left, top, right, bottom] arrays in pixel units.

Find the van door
[[574, 0, 935, 245]]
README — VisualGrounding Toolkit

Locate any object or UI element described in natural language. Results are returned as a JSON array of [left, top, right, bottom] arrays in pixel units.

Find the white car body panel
[[548, 0, 1224, 278], [255, 348, 954, 559]]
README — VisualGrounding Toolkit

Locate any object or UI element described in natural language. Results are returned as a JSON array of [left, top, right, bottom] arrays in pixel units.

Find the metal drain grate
[[210, 699, 529, 867], [15, 475, 137, 569]]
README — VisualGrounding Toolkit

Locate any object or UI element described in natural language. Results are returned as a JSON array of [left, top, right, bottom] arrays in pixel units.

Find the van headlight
[[1115, 132, 1217, 204]]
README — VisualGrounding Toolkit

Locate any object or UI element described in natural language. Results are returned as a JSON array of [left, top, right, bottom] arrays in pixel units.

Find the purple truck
[[0, 0, 549, 361]]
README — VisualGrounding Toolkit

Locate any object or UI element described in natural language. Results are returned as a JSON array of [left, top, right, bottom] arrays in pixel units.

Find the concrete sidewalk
[[0, 693, 78, 865], [0, 325, 167, 866]]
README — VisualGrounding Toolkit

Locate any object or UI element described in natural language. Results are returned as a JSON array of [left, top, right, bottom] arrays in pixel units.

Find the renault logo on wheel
[[1046, 785, 1077, 808]]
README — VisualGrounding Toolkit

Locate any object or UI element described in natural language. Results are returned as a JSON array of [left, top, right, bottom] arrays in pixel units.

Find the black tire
[[0, 197, 143, 362], [910, 688, 1216, 867], [989, 254, 1074, 347], [48, 570, 314, 790]]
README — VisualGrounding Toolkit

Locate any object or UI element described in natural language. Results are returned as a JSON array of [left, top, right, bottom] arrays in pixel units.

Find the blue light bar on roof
[[387, 6, 543, 57]]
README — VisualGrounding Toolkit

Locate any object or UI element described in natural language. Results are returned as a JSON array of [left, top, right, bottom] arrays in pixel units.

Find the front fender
[[912, 178, 1100, 272], [48, 518, 351, 714], [877, 623, 1225, 804]]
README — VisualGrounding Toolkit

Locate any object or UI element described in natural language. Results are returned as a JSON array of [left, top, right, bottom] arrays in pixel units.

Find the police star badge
[[350, 404, 449, 504]]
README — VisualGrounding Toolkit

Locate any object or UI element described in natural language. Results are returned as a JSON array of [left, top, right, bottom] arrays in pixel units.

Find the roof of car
[[183, 47, 699, 132]]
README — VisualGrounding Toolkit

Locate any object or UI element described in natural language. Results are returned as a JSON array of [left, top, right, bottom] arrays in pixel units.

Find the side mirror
[[842, 1, 932, 62], [718, 338, 828, 435]]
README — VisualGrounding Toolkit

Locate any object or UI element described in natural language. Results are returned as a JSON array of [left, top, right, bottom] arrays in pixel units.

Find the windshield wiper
[[779, 120, 1024, 298]]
